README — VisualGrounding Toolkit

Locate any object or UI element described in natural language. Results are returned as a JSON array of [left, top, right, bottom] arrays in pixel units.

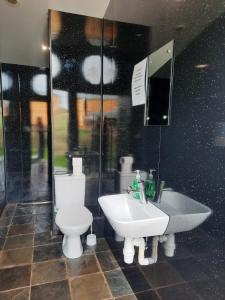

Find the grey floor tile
[[66, 254, 100, 277], [31, 280, 70, 300], [0, 217, 12, 226], [34, 221, 51, 234], [12, 215, 35, 225], [71, 272, 111, 300], [31, 259, 66, 285], [105, 269, 133, 297], [96, 250, 119, 271], [115, 295, 137, 300], [0, 226, 8, 238], [95, 238, 110, 252], [34, 232, 62, 246], [141, 262, 185, 288], [0, 287, 30, 300], [36, 204, 51, 215], [190, 278, 225, 300], [8, 224, 34, 236], [0, 238, 4, 250], [123, 266, 151, 293], [135, 290, 160, 300], [4, 234, 34, 250], [170, 257, 209, 282], [35, 214, 51, 223], [15, 206, 36, 216], [1, 205, 16, 217], [33, 243, 63, 262], [0, 247, 33, 268], [158, 283, 202, 300], [0, 265, 31, 291]]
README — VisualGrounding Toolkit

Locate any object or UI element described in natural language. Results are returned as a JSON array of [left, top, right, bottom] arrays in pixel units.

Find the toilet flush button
[[86, 234, 97, 246]]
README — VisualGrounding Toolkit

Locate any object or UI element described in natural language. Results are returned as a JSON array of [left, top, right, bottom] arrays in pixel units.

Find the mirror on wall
[[145, 40, 174, 126]]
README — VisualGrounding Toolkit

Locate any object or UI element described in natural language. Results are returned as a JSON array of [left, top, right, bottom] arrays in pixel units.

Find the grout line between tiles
[[94, 252, 114, 299], [31, 276, 68, 288], [0, 284, 30, 294], [64, 258, 74, 300], [3, 235, 34, 251]]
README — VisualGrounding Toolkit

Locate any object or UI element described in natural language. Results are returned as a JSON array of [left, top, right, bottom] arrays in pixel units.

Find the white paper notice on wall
[[131, 57, 148, 106]]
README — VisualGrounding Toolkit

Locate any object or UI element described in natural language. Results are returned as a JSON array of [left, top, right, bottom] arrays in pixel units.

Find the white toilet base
[[62, 235, 83, 259]]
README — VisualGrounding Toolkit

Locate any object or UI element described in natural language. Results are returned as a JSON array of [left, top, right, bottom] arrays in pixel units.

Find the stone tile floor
[[0, 203, 225, 299]]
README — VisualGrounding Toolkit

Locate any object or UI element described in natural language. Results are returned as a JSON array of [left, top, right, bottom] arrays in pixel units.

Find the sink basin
[[98, 193, 169, 238], [153, 191, 212, 234]]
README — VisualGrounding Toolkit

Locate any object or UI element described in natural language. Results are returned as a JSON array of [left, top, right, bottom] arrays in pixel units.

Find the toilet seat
[[56, 205, 93, 230]]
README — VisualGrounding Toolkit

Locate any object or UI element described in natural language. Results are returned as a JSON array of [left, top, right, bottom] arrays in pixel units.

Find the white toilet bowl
[[56, 205, 93, 258], [54, 158, 93, 259]]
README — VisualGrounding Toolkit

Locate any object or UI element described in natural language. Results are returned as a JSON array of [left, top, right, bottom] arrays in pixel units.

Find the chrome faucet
[[139, 180, 147, 204]]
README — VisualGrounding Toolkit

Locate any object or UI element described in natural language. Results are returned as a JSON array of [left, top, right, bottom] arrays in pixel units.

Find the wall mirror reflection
[[145, 40, 174, 126]]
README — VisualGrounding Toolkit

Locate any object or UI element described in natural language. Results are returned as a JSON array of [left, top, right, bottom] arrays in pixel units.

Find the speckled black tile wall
[[102, 7, 225, 238], [158, 13, 225, 236]]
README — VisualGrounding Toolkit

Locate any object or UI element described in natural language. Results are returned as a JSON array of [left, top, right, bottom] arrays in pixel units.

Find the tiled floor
[[0, 203, 225, 300]]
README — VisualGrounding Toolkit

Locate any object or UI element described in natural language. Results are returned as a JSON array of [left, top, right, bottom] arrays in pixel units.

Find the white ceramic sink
[[98, 193, 169, 238], [153, 191, 212, 234]]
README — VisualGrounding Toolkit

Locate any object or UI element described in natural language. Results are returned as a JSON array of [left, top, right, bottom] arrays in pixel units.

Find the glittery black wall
[[158, 13, 225, 236]]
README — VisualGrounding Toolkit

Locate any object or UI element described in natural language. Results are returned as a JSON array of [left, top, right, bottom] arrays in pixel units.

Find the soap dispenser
[[145, 169, 156, 201], [132, 170, 142, 201]]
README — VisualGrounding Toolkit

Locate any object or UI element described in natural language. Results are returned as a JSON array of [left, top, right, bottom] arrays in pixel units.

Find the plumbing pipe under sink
[[123, 233, 176, 265], [123, 236, 159, 265], [160, 233, 176, 257]]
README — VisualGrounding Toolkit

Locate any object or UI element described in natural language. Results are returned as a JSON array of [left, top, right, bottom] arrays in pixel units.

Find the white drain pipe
[[123, 237, 135, 264], [163, 233, 176, 257], [123, 236, 159, 265]]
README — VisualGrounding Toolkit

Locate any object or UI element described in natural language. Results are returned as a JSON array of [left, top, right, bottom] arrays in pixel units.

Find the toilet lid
[[56, 205, 93, 229]]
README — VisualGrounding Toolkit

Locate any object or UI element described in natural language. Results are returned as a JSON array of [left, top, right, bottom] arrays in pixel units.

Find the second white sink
[[153, 190, 212, 234], [98, 193, 169, 238]]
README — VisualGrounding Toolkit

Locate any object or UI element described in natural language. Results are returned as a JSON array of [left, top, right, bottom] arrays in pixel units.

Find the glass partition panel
[[2, 63, 50, 202], [0, 65, 5, 213], [50, 11, 102, 212]]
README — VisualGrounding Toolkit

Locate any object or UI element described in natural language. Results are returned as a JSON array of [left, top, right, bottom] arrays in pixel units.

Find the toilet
[[54, 158, 93, 259]]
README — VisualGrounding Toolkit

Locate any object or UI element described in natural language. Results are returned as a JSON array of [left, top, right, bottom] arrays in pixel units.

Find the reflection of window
[[2, 100, 10, 117], [82, 55, 117, 84], [31, 74, 47, 96], [30, 101, 48, 160], [52, 90, 69, 169], [30, 102, 48, 127], [52, 53, 62, 78], [1, 72, 13, 91]]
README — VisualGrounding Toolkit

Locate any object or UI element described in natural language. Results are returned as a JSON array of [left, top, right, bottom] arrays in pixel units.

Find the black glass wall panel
[[50, 11, 102, 212], [0, 65, 5, 213], [102, 19, 159, 195], [1, 64, 51, 203]]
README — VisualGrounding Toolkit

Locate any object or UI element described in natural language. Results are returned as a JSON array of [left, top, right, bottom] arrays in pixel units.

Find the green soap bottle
[[145, 169, 156, 201], [132, 170, 142, 201]]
